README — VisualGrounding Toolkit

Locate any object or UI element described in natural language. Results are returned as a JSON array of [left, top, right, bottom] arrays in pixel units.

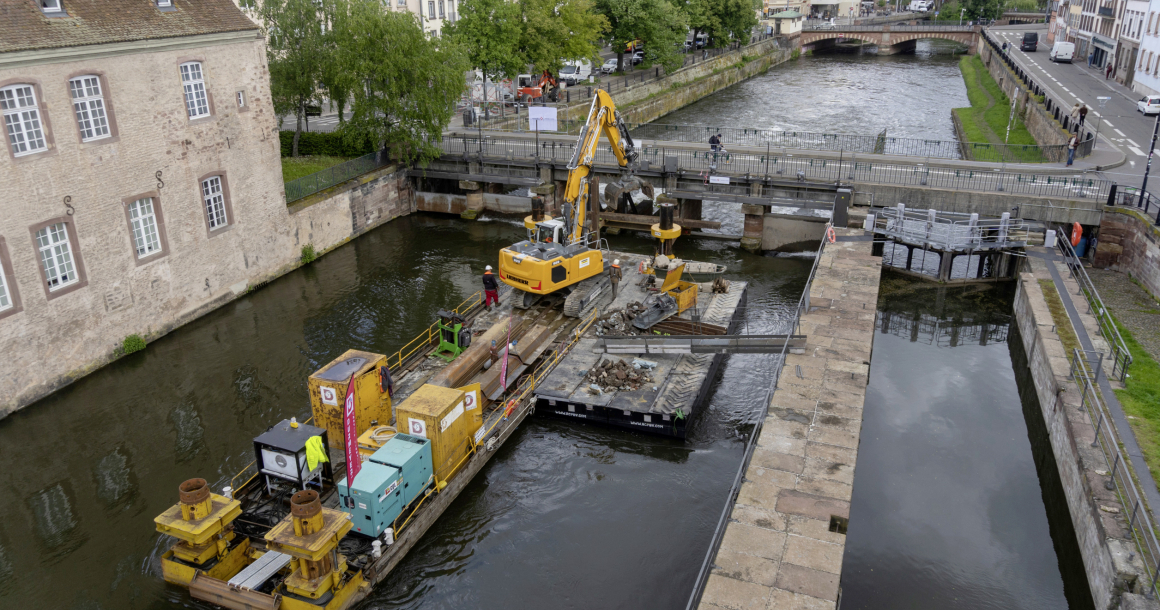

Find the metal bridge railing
[[284, 149, 389, 203], [685, 234, 829, 610], [1111, 186, 1160, 225], [1069, 347, 1160, 596], [1053, 229, 1132, 380], [437, 135, 1116, 200], [869, 205, 1030, 250]]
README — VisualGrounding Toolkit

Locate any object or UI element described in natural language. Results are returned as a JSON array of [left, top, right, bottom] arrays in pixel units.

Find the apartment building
[[1134, 0, 1160, 94], [1116, 0, 1146, 86], [0, 0, 289, 415]]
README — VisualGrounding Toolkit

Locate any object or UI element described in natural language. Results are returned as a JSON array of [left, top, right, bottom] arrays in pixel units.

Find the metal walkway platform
[[597, 334, 805, 354]]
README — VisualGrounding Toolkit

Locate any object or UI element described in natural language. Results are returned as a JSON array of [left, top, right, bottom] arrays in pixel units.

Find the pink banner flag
[[500, 311, 513, 389], [343, 373, 360, 485]]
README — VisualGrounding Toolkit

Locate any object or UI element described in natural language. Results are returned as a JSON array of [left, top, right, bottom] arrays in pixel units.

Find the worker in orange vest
[[610, 259, 622, 298]]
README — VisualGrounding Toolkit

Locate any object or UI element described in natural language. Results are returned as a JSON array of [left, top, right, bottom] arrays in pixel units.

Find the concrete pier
[[698, 229, 881, 610]]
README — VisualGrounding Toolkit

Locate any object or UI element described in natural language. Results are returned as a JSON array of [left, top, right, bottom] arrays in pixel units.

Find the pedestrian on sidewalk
[[1106, 60, 1114, 80], [1088, 52, 1094, 67], [1066, 133, 1078, 166], [482, 265, 500, 309], [1069, 102, 1080, 128], [610, 259, 622, 298], [1002, 41, 1008, 53], [1078, 104, 1089, 130], [709, 132, 721, 152]]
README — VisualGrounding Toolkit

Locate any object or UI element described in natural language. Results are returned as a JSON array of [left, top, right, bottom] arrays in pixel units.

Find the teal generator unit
[[369, 433, 433, 507], [337, 461, 404, 538]]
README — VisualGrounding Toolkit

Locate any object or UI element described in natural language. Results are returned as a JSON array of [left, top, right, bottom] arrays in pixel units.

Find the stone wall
[[1013, 261, 1155, 610], [0, 32, 415, 418], [980, 43, 1072, 150], [1093, 207, 1160, 298]]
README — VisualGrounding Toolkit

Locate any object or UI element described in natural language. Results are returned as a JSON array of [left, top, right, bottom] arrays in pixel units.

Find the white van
[[907, 0, 931, 11], [1050, 41, 1075, 63], [559, 60, 593, 86]]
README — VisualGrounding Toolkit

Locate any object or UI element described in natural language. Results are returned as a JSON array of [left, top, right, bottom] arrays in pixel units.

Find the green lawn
[[281, 155, 351, 183], [1113, 318, 1160, 482], [954, 55, 1045, 163]]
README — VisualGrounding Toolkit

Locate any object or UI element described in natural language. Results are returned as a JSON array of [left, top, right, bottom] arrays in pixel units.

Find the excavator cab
[[532, 220, 565, 244]]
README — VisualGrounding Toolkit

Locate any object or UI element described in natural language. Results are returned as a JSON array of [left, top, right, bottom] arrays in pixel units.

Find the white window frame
[[36, 223, 78, 292], [128, 198, 162, 258], [157, 0, 172, 6], [237, 90, 246, 108], [439, 0, 445, 18], [0, 262, 11, 312], [180, 61, 210, 119], [428, 0, 435, 19], [69, 75, 110, 142], [1, 84, 48, 157], [40, 0, 62, 13], [201, 176, 228, 230]]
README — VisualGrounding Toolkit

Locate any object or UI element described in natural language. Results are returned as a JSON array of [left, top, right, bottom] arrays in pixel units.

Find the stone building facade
[[0, 0, 292, 417]]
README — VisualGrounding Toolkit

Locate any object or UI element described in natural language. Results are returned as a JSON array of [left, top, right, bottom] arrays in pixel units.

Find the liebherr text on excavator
[[497, 90, 648, 317]]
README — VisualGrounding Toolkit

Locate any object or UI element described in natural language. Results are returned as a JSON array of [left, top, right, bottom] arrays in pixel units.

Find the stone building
[[0, 0, 291, 416]]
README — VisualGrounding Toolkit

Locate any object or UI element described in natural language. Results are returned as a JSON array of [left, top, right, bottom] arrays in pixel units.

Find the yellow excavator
[[497, 90, 648, 317]]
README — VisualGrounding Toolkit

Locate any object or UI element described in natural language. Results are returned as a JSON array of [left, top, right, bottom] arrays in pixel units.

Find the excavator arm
[[562, 89, 638, 244]]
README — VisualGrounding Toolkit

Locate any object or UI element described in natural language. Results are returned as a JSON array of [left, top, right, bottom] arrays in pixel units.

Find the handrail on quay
[[1069, 348, 1159, 597], [1052, 230, 1132, 380], [685, 232, 830, 610]]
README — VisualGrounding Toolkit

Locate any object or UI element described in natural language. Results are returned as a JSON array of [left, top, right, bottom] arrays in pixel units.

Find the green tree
[[677, 0, 718, 53], [331, 0, 469, 163], [446, 0, 524, 117], [260, 0, 333, 157], [595, 0, 688, 73], [519, 0, 609, 74], [708, 0, 758, 46]]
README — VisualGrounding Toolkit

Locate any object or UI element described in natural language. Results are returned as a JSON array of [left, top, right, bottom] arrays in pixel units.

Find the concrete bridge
[[428, 131, 1110, 252], [800, 24, 980, 54]]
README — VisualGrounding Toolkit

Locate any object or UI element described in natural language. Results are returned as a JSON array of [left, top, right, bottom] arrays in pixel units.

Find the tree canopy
[[594, 0, 688, 73], [330, 0, 469, 163], [260, 0, 334, 156]]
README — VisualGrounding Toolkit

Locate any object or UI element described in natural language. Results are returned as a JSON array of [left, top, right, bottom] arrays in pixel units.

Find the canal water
[[0, 213, 810, 609], [840, 275, 1092, 610], [657, 40, 970, 237]]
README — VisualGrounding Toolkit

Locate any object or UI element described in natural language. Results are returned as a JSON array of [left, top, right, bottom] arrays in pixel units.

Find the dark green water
[[0, 213, 810, 609]]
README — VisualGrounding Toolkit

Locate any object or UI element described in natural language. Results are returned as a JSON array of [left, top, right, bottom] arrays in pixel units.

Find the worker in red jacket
[[483, 265, 500, 310], [610, 259, 622, 298]]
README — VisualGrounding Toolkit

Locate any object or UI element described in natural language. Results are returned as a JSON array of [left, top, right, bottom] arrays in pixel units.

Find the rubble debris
[[594, 303, 646, 337], [585, 358, 655, 393]]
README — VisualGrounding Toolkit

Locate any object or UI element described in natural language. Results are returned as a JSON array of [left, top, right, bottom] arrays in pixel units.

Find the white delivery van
[[1050, 41, 1075, 63], [559, 60, 593, 86], [907, 0, 931, 11]]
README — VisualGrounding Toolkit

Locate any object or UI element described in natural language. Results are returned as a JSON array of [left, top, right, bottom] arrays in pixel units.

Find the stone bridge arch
[[800, 27, 978, 54]]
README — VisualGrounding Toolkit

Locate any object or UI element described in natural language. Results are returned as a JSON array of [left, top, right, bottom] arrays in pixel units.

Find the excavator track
[[563, 273, 611, 318]]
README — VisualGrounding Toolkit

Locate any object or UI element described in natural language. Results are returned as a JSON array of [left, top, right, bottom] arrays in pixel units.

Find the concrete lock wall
[[761, 215, 827, 251], [415, 192, 532, 215], [1094, 208, 1160, 298]]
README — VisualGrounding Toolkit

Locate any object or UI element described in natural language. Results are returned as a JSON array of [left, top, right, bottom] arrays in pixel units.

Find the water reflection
[[842, 275, 1079, 609], [27, 482, 86, 562], [93, 447, 139, 510]]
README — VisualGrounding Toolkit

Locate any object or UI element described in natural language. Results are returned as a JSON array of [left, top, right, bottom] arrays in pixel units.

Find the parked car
[[815, 20, 837, 29], [601, 58, 620, 73], [631, 50, 644, 65], [1049, 41, 1075, 62], [559, 59, 592, 85], [1139, 95, 1160, 115], [1020, 31, 1038, 51]]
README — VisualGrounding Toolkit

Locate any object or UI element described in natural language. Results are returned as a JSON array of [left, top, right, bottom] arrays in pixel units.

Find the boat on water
[[150, 289, 598, 610]]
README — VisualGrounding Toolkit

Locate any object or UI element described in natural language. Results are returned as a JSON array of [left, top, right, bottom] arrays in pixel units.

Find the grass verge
[[281, 155, 351, 183], [1039, 280, 1081, 355], [954, 55, 1045, 163], [1112, 317, 1160, 482]]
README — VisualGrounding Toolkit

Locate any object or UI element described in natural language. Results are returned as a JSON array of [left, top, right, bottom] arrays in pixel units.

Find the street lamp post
[[960, 8, 965, 24], [1139, 110, 1160, 225]]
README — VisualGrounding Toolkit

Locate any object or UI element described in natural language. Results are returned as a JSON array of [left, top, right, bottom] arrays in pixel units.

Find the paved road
[[989, 24, 1159, 188]]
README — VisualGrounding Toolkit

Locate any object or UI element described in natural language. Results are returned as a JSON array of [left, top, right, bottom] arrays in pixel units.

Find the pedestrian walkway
[[1027, 248, 1160, 519]]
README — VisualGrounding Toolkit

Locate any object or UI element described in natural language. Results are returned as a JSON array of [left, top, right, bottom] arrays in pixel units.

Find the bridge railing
[[804, 23, 974, 31], [1053, 227, 1132, 381], [624, 122, 1083, 163], [869, 205, 1031, 250], [437, 135, 1115, 200]]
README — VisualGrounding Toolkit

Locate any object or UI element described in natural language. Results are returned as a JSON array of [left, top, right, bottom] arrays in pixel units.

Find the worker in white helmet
[[482, 265, 499, 310], [610, 259, 622, 298]]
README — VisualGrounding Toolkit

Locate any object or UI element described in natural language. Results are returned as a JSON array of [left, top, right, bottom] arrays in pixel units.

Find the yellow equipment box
[[395, 384, 480, 484], [660, 263, 698, 315], [308, 350, 393, 450], [356, 425, 397, 463]]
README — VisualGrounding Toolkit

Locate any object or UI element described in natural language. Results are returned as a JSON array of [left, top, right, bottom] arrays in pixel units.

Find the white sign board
[[320, 386, 338, 406], [408, 418, 428, 438], [708, 176, 730, 185], [528, 106, 558, 131], [440, 401, 465, 432]]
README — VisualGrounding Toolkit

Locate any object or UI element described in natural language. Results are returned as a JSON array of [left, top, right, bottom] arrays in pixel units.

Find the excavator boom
[[562, 90, 638, 244]]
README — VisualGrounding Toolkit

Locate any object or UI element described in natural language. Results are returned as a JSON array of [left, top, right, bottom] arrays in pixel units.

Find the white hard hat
[[613, 259, 620, 265], [485, 265, 493, 271]]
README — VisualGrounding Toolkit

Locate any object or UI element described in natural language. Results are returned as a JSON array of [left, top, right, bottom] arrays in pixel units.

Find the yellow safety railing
[[385, 306, 600, 542], [384, 290, 484, 372]]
